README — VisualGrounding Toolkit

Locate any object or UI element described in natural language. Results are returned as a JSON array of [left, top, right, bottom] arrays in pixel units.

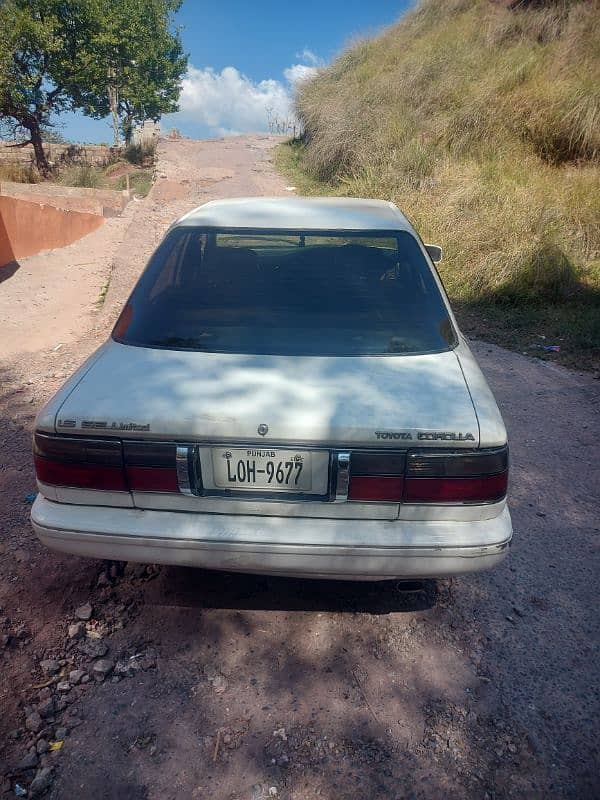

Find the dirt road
[[1, 136, 598, 800]]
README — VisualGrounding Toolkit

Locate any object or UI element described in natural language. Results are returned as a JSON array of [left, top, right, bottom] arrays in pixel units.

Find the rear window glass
[[113, 228, 456, 356]]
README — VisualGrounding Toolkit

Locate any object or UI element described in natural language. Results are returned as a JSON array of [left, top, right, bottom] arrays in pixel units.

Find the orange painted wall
[[0, 195, 104, 267]]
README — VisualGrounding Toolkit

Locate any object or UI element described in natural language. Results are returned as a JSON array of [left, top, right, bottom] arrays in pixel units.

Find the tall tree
[[78, 0, 187, 146], [0, 0, 187, 174], [0, 0, 99, 175]]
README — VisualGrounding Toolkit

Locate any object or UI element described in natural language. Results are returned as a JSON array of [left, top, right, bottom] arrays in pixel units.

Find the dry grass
[[54, 161, 153, 196], [0, 161, 40, 183], [282, 0, 600, 371]]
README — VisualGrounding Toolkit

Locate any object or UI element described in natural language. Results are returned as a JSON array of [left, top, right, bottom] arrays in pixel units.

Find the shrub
[[58, 164, 104, 188], [0, 162, 39, 183], [124, 140, 156, 166], [115, 170, 152, 197]]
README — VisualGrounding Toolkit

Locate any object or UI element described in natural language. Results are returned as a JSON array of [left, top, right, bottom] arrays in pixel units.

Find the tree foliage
[[72, 0, 187, 143], [0, 0, 187, 175]]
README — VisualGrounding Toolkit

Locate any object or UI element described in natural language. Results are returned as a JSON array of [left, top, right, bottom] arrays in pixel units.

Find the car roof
[[173, 196, 415, 233]]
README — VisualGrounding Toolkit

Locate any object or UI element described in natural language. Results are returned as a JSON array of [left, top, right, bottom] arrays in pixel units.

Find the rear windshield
[[113, 228, 456, 356]]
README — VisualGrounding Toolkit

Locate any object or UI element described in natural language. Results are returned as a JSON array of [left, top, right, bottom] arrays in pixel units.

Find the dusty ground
[[0, 135, 598, 800]]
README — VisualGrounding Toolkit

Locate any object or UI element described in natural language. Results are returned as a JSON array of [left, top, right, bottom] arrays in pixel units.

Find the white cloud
[[169, 54, 321, 137], [296, 48, 320, 66], [283, 63, 319, 86]]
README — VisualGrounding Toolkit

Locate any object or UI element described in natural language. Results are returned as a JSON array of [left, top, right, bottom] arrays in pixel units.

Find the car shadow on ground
[[144, 565, 438, 614]]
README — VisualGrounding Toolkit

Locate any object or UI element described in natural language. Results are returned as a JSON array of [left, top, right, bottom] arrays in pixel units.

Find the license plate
[[211, 448, 316, 493]]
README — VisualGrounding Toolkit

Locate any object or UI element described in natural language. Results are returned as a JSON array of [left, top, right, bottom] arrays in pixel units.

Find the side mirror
[[425, 243, 443, 263]]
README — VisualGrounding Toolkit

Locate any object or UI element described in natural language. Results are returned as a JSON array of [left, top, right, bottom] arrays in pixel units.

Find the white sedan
[[31, 197, 512, 580]]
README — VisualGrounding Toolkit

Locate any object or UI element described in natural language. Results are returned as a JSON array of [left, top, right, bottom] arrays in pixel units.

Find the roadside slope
[[281, 0, 600, 371]]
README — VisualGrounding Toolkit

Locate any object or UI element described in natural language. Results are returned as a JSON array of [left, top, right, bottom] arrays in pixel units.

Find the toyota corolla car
[[31, 197, 511, 580]]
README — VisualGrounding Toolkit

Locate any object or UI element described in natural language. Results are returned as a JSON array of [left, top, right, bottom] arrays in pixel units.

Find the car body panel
[[454, 337, 507, 448], [52, 340, 480, 447], [32, 496, 511, 580], [35, 343, 111, 434], [174, 196, 414, 233]]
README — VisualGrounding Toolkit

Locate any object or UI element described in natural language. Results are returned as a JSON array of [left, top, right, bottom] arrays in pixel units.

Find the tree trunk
[[27, 119, 51, 177]]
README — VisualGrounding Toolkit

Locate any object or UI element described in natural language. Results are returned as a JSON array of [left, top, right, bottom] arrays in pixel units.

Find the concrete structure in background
[[132, 121, 161, 149], [0, 182, 129, 217], [0, 182, 130, 268]]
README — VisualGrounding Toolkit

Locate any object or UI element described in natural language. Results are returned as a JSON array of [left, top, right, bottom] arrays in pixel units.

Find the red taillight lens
[[123, 442, 179, 492], [112, 301, 133, 340], [34, 458, 127, 491], [33, 434, 182, 494], [404, 447, 508, 504], [346, 447, 508, 504], [348, 475, 404, 501], [34, 433, 127, 491], [348, 452, 406, 501], [404, 472, 508, 503]]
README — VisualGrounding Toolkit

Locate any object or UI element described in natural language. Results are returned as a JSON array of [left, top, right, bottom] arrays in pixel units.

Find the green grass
[[283, 0, 600, 372], [115, 169, 153, 197], [97, 279, 110, 307], [57, 164, 105, 189]]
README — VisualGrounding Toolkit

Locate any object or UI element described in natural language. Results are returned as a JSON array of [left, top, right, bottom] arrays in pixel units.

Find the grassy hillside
[[277, 0, 600, 371]]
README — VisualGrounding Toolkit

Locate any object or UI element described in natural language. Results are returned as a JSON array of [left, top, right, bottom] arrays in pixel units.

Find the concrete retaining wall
[[0, 181, 129, 217], [0, 196, 104, 267]]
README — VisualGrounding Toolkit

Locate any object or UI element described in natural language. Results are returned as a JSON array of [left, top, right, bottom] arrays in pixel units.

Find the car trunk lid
[[55, 340, 479, 447]]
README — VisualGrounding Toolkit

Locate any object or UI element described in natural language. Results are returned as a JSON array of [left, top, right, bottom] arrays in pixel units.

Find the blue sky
[[57, 1, 414, 143]]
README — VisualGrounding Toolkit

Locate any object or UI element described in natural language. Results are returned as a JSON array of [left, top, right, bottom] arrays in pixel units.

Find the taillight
[[346, 447, 508, 504], [112, 302, 133, 340], [34, 433, 127, 491], [123, 441, 179, 492], [34, 434, 182, 493], [404, 448, 508, 504], [348, 475, 404, 501], [348, 452, 405, 502]]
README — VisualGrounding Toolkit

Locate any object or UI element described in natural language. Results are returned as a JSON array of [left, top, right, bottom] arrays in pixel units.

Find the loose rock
[[67, 622, 85, 640], [25, 712, 43, 734], [92, 659, 114, 680], [212, 675, 227, 694], [16, 749, 38, 770], [54, 727, 67, 741], [37, 698, 54, 718], [68, 670, 86, 685], [29, 767, 53, 797], [75, 603, 92, 621]]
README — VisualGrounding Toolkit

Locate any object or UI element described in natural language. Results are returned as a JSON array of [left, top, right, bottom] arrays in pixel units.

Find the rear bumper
[[31, 497, 512, 581]]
